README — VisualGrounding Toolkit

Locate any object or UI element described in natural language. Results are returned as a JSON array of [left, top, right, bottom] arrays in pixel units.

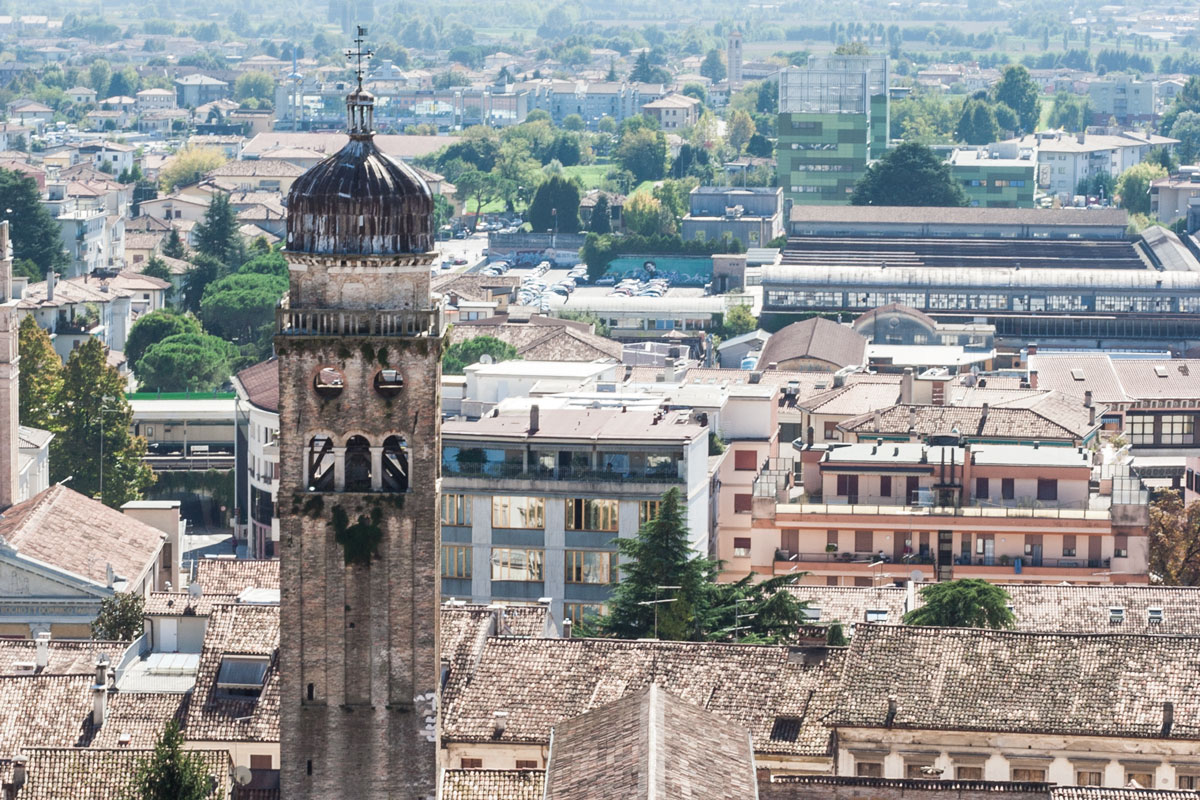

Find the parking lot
[[476, 256, 709, 312]]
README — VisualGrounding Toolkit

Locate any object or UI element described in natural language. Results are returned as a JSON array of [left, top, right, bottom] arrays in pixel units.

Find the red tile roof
[[233, 359, 279, 413]]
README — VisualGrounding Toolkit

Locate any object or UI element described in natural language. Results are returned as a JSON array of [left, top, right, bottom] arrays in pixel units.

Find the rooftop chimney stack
[[528, 404, 540, 435], [1163, 700, 1175, 737], [900, 368, 914, 405], [1084, 390, 1093, 408], [34, 631, 50, 670], [1089, 405, 1096, 426], [11, 754, 26, 791], [46, 269, 55, 303], [1029, 369, 1039, 390], [92, 657, 109, 727]]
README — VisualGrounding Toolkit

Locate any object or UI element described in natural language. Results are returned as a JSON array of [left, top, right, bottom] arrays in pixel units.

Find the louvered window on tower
[[216, 655, 269, 699]]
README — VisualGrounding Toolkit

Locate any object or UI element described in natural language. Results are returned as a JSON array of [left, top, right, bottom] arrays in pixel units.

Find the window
[[879, 476, 892, 497], [1036, 479, 1058, 501], [492, 496, 545, 529], [855, 761, 883, 778], [460, 758, 482, 769], [490, 548, 544, 582], [441, 494, 472, 526], [1126, 772, 1153, 788], [565, 498, 618, 532], [516, 760, 539, 770], [1002, 478, 1015, 500], [639, 500, 660, 524], [442, 546, 471, 579], [1077, 771, 1103, 786], [733, 537, 752, 557], [734, 493, 752, 513], [1178, 775, 1198, 790], [734, 450, 757, 470], [975, 477, 989, 499], [957, 766, 984, 780], [865, 609, 888, 622], [906, 763, 935, 779], [215, 655, 269, 699], [1013, 768, 1046, 782], [565, 550, 615, 584], [564, 603, 605, 626], [1127, 415, 1154, 445]]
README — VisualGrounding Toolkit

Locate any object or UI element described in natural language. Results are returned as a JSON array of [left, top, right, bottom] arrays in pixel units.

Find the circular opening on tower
[[314, 366, 346, 398], [374, 368, 404, 397]]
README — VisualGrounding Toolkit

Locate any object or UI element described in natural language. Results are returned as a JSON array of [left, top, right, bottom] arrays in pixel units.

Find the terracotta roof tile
[[758, 318, 866, 370], [17, 747, 230, 800], [88, 693, 186, 748], [441, 769, 545, 800], [192, 558, 279, 595], [144, 591, 239, 617], [834, 625, 1200, 739], [841, 403, 1085, 442], [0, 641, 126, 677], [0, 675, 94, 753], [0, 485, 164, 588], [184, 604, 278, 743]]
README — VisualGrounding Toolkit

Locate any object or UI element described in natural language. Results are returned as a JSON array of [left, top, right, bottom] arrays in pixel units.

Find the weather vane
[[345, 25, 374, 89]]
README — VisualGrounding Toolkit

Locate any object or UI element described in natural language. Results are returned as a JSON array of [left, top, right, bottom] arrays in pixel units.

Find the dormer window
[[1148, 607, 1163, 624], [216, 655, 269, 699], [865, 609, 887, 623], [1109, 606, 1125, 624]]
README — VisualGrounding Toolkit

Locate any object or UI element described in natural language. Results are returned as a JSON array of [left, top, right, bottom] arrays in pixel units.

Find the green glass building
[[948, 147, 1037, 209]]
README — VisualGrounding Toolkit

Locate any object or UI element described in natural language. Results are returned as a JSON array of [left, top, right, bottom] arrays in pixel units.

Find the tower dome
[[285, 76, 433, 255]]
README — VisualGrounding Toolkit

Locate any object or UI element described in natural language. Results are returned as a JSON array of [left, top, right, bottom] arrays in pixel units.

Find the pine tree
[[0, 169, 68, 278], [629, 50, 654, 83], [605, 59, 617, 82], [588, 194, 612, 234], [131, 721, 213, 800], [141, 256, 175, 302], [162, 228, 188, 260], [192, 192, 245, 270], [17, 315, 62, 433], [50, 338, 153, 506]]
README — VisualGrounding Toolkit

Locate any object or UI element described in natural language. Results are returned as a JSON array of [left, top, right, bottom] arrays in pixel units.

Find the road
[[434, 231, 489, 273]]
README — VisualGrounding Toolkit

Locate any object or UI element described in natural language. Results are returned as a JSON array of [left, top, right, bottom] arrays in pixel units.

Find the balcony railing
[[442, 461, 684, 484], [776, 502, 1112, 520], [956, 556, 1110, 569], [776, 550, 937, 565], [276, 307, 441, 338]]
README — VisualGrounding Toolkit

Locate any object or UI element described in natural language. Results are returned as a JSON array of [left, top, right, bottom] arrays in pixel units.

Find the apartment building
[[947, 146, 1037, 208], [734, 437, 1148, 586], [1150, 168, 1200, 223], [232, 358, 280, 559], [1087, 75, 1156, 123], [681, 186, 785, 248], [1002, 131, 1178, 198], [440, 405, 709, 624]]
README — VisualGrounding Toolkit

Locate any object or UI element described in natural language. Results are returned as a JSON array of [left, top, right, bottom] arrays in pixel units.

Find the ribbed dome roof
[[285, 136, 434, 256]]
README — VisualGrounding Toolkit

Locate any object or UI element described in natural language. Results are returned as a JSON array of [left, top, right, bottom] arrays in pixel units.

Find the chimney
[[1026, 342, 1037, 357], [528, 404, 539, 435], [1084, 390, 1093, 408], [11, 754, 26, 791], [1089, 405, 1096, 426], [92, 657, 109, 727], [981, 402, 989, 419], [806, 425, 814, 447], [1029, 369, 1038, 390], [34, 631, 50, 670], [493, 710, 509, 738], [1162, 700, 1175, 737], [885, 695, 898, 728], [900, 368, 914, 404], [562, 618, 572, 639], [46, 269, 55, 303], [872, 410, 882, 432], [1076, 131, 1085, 145]]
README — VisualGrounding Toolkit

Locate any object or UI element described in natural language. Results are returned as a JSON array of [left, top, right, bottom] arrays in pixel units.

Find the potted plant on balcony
[[825, 542, 838, 553], [998, 554, 1011, 566]]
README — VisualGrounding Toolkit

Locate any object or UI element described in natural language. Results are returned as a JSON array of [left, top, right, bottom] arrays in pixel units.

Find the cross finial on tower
[[345, 25, 373, 90]]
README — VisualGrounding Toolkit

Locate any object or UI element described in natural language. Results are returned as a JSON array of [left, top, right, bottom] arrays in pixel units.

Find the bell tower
[[277, 28, 441, 799]]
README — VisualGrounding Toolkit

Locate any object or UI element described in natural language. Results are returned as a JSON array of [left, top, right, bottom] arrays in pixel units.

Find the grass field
[[562, 163, 612, 189]]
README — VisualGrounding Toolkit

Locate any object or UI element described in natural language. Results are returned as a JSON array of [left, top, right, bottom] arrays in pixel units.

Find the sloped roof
[[208, 160, 305, 178], [1111, 360, 1200, 400], [1028, 354, 1127, 404], [0, 640, 126, 676], [758, 318, 866, 370], [442, 638, 845, 757], [144, 591, 238, 617], [0, 675, 93, 752], [786, 586, 909, 625], [543, 684, 757, 799], [87, 692, 187, 748], [834, 625, 1200, 739], [441, 769, 545, 800], [192, 556, 279, 595], [0, 485, 164, 589], [17, 747, 230, 800], [184, 603, 279, 743], [801, 382, 902, 417], [840, 403, 1086, 441], [447, 322, 621, 363]]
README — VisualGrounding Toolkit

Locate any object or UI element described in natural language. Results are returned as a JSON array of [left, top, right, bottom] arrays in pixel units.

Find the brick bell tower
[[277, 28, 441, 800]]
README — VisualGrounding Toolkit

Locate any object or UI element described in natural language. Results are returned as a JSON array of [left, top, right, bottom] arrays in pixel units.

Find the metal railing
[[442, 461, 684, 484], [777, 502, 1112, 520], [276, 307, 441, 337]]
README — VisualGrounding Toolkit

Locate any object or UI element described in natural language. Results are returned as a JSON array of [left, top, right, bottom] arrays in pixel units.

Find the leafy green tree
[[992, 65, 1041, 134], [851, 142, 968, 207], [0, 169, 68, 277], [237, 249, 288, 279], [562, 114, 585, 132], [527, 175, 581, 234], [136, 332, 236, 392], [587, 194, 612, 234], [954, 98, 999, 145], [182, 253, 222, 314], [51, 338, 153, 507], [141, 256, 175, 301], [131, 720, 214, 800], [903, 579, 1015, 628], [700, 48, 725, 82], [1076, 171, 1116, 201], [17, 315, 62, 433], [746, 133, 773, 158], [630, 50, 668, 83], [126, 310, 202, 372], [91, 591, 145, 640], [234, 70, 274, 104], [107, 66, 140, 97], [727, 109, 756, 153], [623, 194, 675, 236], [158, 146, 226, 192], [825, 622, 848, 646], [198, 273, 288, 343], [719, 304, 757, 337], [834, 41, 870, 55], [614, 127, 667, 183], [1161, 76, 1200, 137], [1115, 161, 1167, 215], [446, 163, 505, 230], [442, 336, 519, 374], [88, 60, 112, 94], [1149, 491, 1200, 586], [193, 192, 245, 269], [1047, 91, 1093, 132], [1169, 110, 1200, 166], [580, 232, 620, 281]]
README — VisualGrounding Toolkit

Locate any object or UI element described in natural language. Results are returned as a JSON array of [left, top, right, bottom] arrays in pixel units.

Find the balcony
[[275, 307, 441, 338], [442, 460, 684, 486], [775, 502, 1112, 521]]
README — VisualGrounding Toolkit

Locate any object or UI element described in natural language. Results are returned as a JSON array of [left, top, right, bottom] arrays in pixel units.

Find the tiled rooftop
[[441, 769, 545, 800], [0, 640, 126, 676], [184, 604, 279, 743], [841, 403, 1088, 441], [192, 558, 279, 595], [17, 747, 230, 800]]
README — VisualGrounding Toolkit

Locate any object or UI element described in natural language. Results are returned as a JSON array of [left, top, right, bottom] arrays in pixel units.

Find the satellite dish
[[910, 570, 925, 584], [479, 353, 494, 364], [233, 766, 252, 786], [188, 583, 203, 599]]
